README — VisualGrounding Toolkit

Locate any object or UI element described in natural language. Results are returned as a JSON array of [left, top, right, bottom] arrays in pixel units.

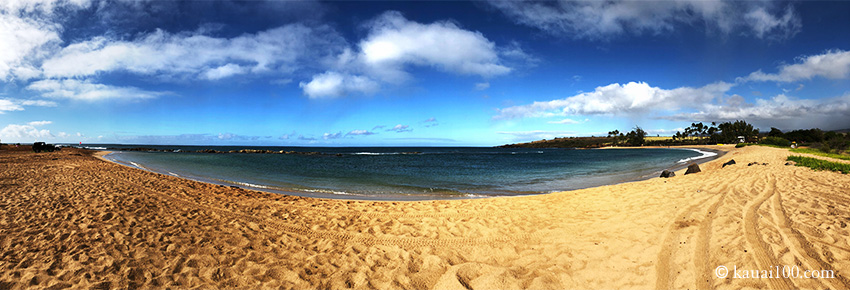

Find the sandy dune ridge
[[0, 145, 848, 289]]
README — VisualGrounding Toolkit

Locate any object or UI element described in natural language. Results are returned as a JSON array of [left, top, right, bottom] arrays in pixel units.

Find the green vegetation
[[500, 119, 850, 150], [790, 148, 850, 161], [787, 156, 850, 174], [761, 136, 791, 147], [735, 143, 747, 148], [626, 126, 647, 146], [498, 136, 615, 148]]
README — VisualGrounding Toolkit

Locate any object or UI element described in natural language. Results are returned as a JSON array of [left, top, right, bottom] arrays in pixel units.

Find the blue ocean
[[96, 145, 715, 200]]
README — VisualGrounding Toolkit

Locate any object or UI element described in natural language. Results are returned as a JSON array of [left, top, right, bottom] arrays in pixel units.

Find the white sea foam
[[84, 146, 107, 150], [129, 161, 146, 170], [677, 148, 718, 163], [231, 181, 272, 189], [300, 188, 358, 195], [168, 172, 180, 177], [352, 152, 398, 155]]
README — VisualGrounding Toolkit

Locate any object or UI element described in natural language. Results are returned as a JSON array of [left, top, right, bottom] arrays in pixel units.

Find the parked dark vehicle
[[32, 142, 60, 153]]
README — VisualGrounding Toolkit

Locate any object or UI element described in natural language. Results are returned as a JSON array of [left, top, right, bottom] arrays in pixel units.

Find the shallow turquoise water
[[100, 146, 710, 200]]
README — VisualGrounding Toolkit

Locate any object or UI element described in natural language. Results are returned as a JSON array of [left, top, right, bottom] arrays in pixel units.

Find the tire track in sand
[[655, 189, 720, 290], [693, 188, 728, 290], [770, 183, 850, 289], [98, 169, 538, 248], [742, 173, 793, 290]]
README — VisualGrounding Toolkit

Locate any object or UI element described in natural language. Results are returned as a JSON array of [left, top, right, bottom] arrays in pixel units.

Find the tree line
[[501, 120, 848, 153]]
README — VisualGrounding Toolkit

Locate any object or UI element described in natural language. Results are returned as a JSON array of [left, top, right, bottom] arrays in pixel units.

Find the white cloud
[[498, 130, 576, 142], [744, 6, 800, 41], [0, 123, 53, 141], [0, 13, 61, 81], [667, 94, 850, 123], [0, 0, 97, 81], [1, 0, 92, 15], [322, 132, 342, 140], [19, 99, 57, 107], [359, 11, 511, 78], [475, 82, 490, 90], [346, 129, 376, 136], [740, 50, 850, 83], [0, 100, 24, 112], [301, 11, 521, 97], [40, 24, 343, 80], [485, 0, 800, 40], [27, 120, 52, 126], [203, 64, 246, 80], [27, 79, 169, 101], [386, 124, 412, 133], [494, 81, 732, 120], [0, 98, 57, 113], [299, 71, 379, 99], [547, 118, 587, 124]]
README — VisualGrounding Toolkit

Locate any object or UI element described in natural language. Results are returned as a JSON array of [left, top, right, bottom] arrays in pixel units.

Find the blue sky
[[1, 0, 849, 146]]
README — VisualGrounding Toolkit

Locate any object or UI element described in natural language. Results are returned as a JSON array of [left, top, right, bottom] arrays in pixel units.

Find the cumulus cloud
[[27, 79, 169, 101], [0, 123, 54, 141], [485, 0, 800, 40], [0, 13, 61, 81], [359, 11, 511, 78], [301, 11, 522, 98], [475, 82, 490, 90], [494, 81, 733, 120], [740, 49, 850, 83], [346, 129, 376, 136], [40, 24, 342, 80], [0, 0, 98, 81], [664, 94, 850, 129], [322, 132, 342, 140], [203, 64, 247, 80], [299, 71, 379, 99], [386, 124, 412, 133]]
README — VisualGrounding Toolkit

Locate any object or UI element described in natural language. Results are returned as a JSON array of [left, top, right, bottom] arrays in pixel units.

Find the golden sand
[[0, 145, 848, 289]]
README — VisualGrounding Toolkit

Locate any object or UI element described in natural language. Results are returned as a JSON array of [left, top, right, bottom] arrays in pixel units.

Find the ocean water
[[99, 146, 713, 200]]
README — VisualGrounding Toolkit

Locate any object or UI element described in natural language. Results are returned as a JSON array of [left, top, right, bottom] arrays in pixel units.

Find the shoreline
[[2, 145, 849, 288], [96, 146, 728, 201]]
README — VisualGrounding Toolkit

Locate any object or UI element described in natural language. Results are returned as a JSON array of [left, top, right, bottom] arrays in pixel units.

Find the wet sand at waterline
[[0, 145, 848, 289]]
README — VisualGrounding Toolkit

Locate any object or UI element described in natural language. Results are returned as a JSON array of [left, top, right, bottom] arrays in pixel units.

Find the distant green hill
[[497, 137, 614, 149]]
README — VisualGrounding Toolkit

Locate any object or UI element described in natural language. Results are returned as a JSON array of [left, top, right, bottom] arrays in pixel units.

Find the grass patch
[[787, 156, 850, 174], [790, 148, 850, 161]]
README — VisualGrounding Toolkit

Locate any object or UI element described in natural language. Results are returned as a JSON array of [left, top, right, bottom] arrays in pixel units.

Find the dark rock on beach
[[660, 170, 676, 178], [684, 163, 701, 175], [722, 159, 736, 168]]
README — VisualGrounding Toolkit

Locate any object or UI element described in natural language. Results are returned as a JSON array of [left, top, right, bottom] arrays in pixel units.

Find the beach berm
[[0, 145, 848, 289]]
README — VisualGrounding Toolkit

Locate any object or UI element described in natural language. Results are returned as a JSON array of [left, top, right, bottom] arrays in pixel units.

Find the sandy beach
[[1, 145, 848, 289]]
